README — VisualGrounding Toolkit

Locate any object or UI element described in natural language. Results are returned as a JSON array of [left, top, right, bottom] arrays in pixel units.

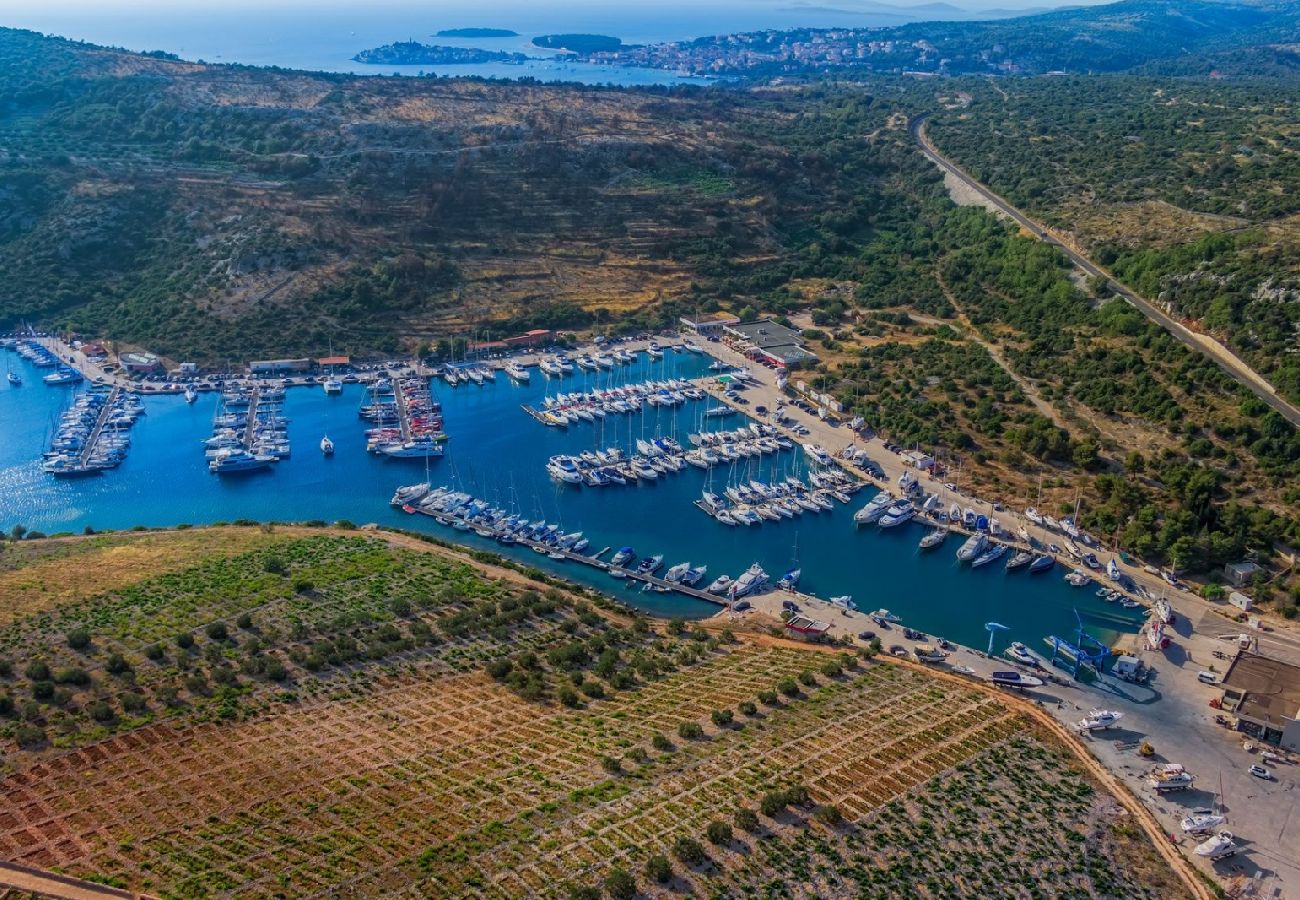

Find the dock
[[241, 384, 262, 450], [76, 387, 121, 468], [393, 379, 414, 443]]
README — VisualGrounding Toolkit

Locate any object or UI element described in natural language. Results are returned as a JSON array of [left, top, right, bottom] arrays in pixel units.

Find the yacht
[[323, 377, 343, 395], [732, 563, 769, 597], [208, 448, 274, 474], [970, 543, 1007, 568], [919, 528, 947, 550], [1076, 709, 1124, 732], [1193, 831, 1237, 861], [706, 575, 733, 594], [1005, 550, 1033, 571], [664, 561, 692, 583], [988, 670, 1044, 689], [1147, 764, 1195, 792], [878, 501, 916, 529], [830, 595, 855, 610], [1027, 554, 1055, 574], [390, 482, 432, 506], [610, 546, 636, 568], [505, 362, 530, 384], [320, 435, 335, 455], [682, 565, 708, 587], [1180, 811, 1227, 835], [871, 608, 900, 623], [382, 438, 445, 459], [913, 645, 947, 664], [956, 532, 989, 562], [1005, 642, 1042, 668], [802, 443, 833, 466], [184, 386, 197, 404], [636, 554, 664, 575]]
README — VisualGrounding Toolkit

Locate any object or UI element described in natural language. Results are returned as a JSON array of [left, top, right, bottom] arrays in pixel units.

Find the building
[[119, 352, 162, 375], [1229, 591, 1254, 612], [178, 362, 199, 376], [679, 313, 740, 338], [901, 450, 936, 470], [723, 319, 817, 367], [316, 355, 351, 368], [1220, 652, 1300, 750], [81, 341, 108, 360], [249, 358, 312, 375], [783, 615, 833, 642], [469, 330, 554, 353], [1224, 560, 1262, 587]]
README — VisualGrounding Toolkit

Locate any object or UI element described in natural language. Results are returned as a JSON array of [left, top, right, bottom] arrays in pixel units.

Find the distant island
[[352, 41, 529, 66], [435, 28, 519, 38], [532, 33, 623, 54]]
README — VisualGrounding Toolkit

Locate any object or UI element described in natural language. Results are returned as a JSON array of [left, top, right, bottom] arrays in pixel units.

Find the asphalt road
[[911, 113, 1300, 431]]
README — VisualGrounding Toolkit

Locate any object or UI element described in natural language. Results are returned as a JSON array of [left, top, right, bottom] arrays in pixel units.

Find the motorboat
[[184, 386, 197, 403], [1024, 507, 1043, 525], [636, 554, 664, 575], [956, 532, 988, 562], [970, 543, 1007, 568], [208, 448, 275, 474], [732, 563, 769, 597], [988, 670, 1044, 689], [1147, 764, 1195, 792], [706, 575, 733, 594], [610, 546, 635, 568], [682, 565, 708, 587], [390, 482, 431, 506], [913, 645, 947, 664], [919, 528, 947, 550], [1154, 597, 1174, 624], [1005, 550, 1033, 571], [1076, 709, 1124, 731], [778, 567, 802, 590], [872, 608, 900, 623], [1005, 642, 1041, 668], [878, 501, 916, 529], [830, 595, 855, 610], [1181, 811, 1227, 835], [1027, 554, 1055, 574], [802, 443, 833, 466], [1064, 569, 1090, 587], [1193, 831, 1237, 861], [320, 434, 335, 455], [7, 371, 21, 386], [664, 561, 691, 583]]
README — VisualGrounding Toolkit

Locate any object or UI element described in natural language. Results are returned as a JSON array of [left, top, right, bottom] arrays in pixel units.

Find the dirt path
[[931, 266, 1069, 429], [0, 861, 147, 900]]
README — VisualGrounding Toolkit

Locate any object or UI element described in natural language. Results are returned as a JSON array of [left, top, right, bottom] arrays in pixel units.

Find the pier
[[241, 385, 263, 450], [76, 387, 121, 468], [393, 378, 414, 443]]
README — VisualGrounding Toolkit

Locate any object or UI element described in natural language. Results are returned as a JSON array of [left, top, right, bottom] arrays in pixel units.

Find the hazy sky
[[0, 0, 1115, 12]]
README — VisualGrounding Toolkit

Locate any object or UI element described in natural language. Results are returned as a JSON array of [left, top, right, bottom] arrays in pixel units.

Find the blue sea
[[0, 0, 1108, 86], [0, 344, 1144, 652]]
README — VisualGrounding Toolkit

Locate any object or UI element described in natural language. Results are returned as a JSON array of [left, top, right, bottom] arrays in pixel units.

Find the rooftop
[[725, 318, 804, 349], [784, 615, 832, 634], [1223, 652, 1300, 729]]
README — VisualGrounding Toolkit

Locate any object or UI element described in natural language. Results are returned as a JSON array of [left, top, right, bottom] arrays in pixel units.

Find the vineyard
[[0, 529, 1186, 897]]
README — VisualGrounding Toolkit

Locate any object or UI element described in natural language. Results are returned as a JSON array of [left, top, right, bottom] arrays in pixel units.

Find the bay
[[0, 344, 1144, 652]]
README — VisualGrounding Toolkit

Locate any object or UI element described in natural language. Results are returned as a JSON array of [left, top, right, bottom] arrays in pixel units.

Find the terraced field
[[0, 529, 1192, 898]]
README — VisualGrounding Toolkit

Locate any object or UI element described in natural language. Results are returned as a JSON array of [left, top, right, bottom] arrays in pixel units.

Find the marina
[[0, 338, 1148, 651]]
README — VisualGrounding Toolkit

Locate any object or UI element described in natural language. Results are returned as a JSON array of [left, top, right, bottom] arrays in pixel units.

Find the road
[[0, 860, 146, 900], [911, 113, 1300, 431]]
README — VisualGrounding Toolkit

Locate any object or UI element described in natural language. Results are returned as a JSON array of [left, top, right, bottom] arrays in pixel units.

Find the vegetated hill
[[927, 75, 1300, 404], [594, 0, 1300, 78], [0, 527, 1193, 898]]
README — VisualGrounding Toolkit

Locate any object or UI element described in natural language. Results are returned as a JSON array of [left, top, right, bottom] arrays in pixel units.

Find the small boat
[[320, 434, 334, 455], [919, 528, 947, 550], [951, 665, 976, 676], [913, 645, 947, 664], [184, 386, 197, 403], [830, 595, 855, 610], [706, 575, 733, 594], [7, 371, 21, 386], [1154, 597, 1174, 624], [1024, 507, 1043, 525], [956, 532, 988, 562], [663, 561, 691, 583], [636, 554, 664, 575], [1107, 558, 1122, 581], [1064, 569, 1090, 587], [778, 567, 802, 590], [1181, 811, 1227, 835], [970, 543, 1007, 568], [1076, 709, 1124, 732], [872, 608, 901, 623], [1005, 550, 1033, 571], [1027, 554, 1055, 574]]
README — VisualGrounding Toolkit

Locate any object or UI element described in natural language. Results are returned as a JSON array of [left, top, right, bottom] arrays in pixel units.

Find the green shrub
[[559, 688, 581, 708], [568, 888, 599, 900], [734, 807, 760, 833], [646, 854, 673, 883], [758, 689, 779, 705], [24, 660, 50, 681], [738, 700, 757, 716], [14, 724, 45, 748], [711, 708, 734, 728], [54, 667, 90, 686], [87, 700, 115, 723], [813, 804, 843, 826], [206, 622, 229, 642], [293, 578, 314, 594], [32, 681, 54, 701], [706, 820, 733, 845], [105, 653, 131, 675], [601, 755, 622, 774], [121, 693, 148, 713], [175, 632, 194, 650], [652, 733, 674, 752], [604, 868, 636, 900], [486, 658, 512, 679], [777, 676, 800, 697], [672, 836, 707, 867], [760, 791, 788, 817], [145, 644, 166, 662], [236, 612, 255, 630], [798, 670, 818, 687], [0, 695, 12, 717], [678, 721, 704, 740], [66, 628, 91, 651]]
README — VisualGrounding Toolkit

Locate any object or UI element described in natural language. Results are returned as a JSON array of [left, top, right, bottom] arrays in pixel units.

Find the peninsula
[[435, 27, 519, 38], [352, 41, 528, 65]]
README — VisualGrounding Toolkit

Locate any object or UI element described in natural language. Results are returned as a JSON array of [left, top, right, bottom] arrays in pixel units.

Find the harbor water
[[0, 346, 1146, 649]]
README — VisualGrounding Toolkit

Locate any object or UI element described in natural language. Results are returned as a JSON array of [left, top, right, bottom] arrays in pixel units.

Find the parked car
[[1197, 671, 1221, 684], [857, 631, 876, 642], [1248, 764, 1273, 780]]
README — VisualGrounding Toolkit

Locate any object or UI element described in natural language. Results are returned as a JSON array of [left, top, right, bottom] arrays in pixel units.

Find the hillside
[[0, 527, 1193, 898]]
